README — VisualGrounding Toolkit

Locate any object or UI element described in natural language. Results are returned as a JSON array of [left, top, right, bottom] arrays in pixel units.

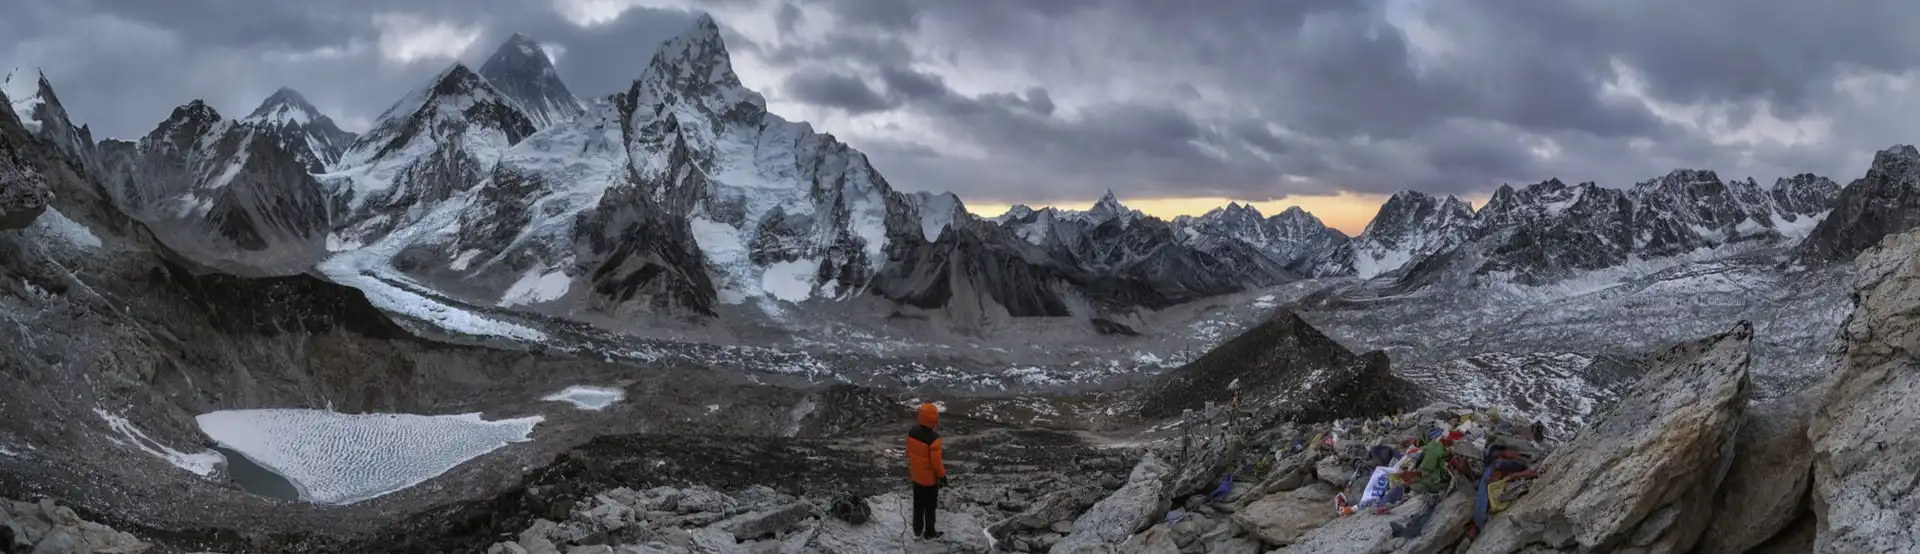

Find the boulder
[[1695, 389, 1818, 554], [1393, 487, 1475, 554], [0, 166, 51, 231], [1469, 321, 1753, 554], [1229, 483, 1338, 546], [1808, 230, 1920, 553], [988, 485, 1105, 537], [1050, 456, 1175, 553], [1115, 524, 1182, 554], [722, 502, 814, 541], [674, 487, 735, 515], [29, 529, 74, 554]]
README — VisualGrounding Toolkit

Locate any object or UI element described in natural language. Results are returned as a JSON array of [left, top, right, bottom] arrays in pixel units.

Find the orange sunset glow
[[966, 192, 1490, 236]]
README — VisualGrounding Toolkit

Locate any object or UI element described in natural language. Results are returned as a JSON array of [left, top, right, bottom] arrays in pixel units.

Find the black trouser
[[911, 483, 939, 537]]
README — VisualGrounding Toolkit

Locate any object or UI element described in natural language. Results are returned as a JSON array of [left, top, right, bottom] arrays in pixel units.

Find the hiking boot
[[923, 531, 945, 540]]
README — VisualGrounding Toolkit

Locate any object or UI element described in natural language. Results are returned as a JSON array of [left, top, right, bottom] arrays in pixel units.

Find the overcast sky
[[6, 0, 1920, 232]]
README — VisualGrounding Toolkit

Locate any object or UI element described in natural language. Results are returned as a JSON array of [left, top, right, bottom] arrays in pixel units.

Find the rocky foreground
[[4, 228, 1897, 553], [426, 223, 1917, 554]]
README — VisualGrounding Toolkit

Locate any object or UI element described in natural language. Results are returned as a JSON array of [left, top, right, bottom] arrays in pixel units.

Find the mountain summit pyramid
[[240, 87, 357, 173], [478, 33, 586, 130]]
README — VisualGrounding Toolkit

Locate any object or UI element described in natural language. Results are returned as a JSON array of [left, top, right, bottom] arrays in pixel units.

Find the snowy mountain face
[[378, 16, 917, 317], [238, 88, 358, 173], [1330, 190, 1478, 278], [1382, 170, 1844, 290], [1452, 179, 1636, 285], [325, 63, 537, 247], [1799, 145, 1920, 263], [1628, 169, 1782, 256], [478, 34, 587, 130], [97, 100, 331, 274], [1173, 203, 1349, 277], [1772, 173, 1840, 219]]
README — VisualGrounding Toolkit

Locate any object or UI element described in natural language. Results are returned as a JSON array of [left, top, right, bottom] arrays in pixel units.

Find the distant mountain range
[[7, 15, 1914, 335]]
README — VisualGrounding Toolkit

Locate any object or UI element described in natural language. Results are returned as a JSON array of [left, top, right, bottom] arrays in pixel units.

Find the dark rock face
[[239, 87, 359, 173], [98, 100, 332, 275], [573, 181, 717, 317], [870, 218, 1076, 320], [5, 70, 102, 178], [479, 34, 586, 130], [1771, 173, 1840, 219], [1328, 190, 1478, 278], [1138, 311, 1418, 424], [0, 94, 52, 230], [1797, 145, 1920, 264]]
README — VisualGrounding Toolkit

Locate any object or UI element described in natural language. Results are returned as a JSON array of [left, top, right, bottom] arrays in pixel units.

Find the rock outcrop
[[1139, 311, 1420, 424], [0, 166, 49, 230], [1, 498, 150, 554], [1798, 145, 1920, 264], [1049, 456, 1173, 553], [1808, 227, 1920, 553], [1696, 389, 1819, 554], [1469, 320, 1752, 553]]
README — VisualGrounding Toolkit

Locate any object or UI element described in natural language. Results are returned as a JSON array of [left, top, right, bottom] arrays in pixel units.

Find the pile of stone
[[487, 484, 998, 553], [2, 498, 150, 554]]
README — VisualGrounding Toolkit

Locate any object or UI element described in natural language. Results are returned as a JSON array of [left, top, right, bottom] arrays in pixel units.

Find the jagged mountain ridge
[[96, 100, 332, 275], [1323, 168, 1845, 287], [38, 15, 1900, 334]]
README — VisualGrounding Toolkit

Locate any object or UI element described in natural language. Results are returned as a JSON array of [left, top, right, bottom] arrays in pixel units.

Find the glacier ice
[[542, 386, 626, 410], [196, 409, 543, 504]]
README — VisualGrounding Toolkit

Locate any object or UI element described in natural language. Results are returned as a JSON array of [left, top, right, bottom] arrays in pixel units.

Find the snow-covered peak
[[1361, 190, 1475, 239], [140, 100, 227, 158], [1269, 206, 1340, 239], [243, 87, 321, 126], [480, 33, 585, 129], [993, 204, 1036, 224], [337, 62, 534, 170], [238, 87, 357, 173], [629, 14, 765, 115], [1083, 189, 1144, 226]]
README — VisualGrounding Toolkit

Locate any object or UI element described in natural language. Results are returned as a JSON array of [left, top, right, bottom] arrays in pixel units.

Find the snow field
[[196, 409, 544, 504], [542, 386, 626, 410], [95, 409, 223, 477]]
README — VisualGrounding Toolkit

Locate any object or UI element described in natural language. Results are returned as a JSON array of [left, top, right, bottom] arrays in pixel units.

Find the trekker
[[906, 402, 949, 540]]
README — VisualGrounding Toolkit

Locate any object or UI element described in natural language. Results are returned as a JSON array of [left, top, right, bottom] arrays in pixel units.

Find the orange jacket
[[906, 403, 946, 486]]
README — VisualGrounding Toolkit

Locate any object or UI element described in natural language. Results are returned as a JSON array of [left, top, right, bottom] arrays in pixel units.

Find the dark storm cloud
[[8, 0, 1920, 208], [783, 72, 893, 114], [753, 0, 1920, 205]]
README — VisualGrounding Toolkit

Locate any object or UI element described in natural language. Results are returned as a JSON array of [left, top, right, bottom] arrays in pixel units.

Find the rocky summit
[[4, 8, 1920, 554]]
